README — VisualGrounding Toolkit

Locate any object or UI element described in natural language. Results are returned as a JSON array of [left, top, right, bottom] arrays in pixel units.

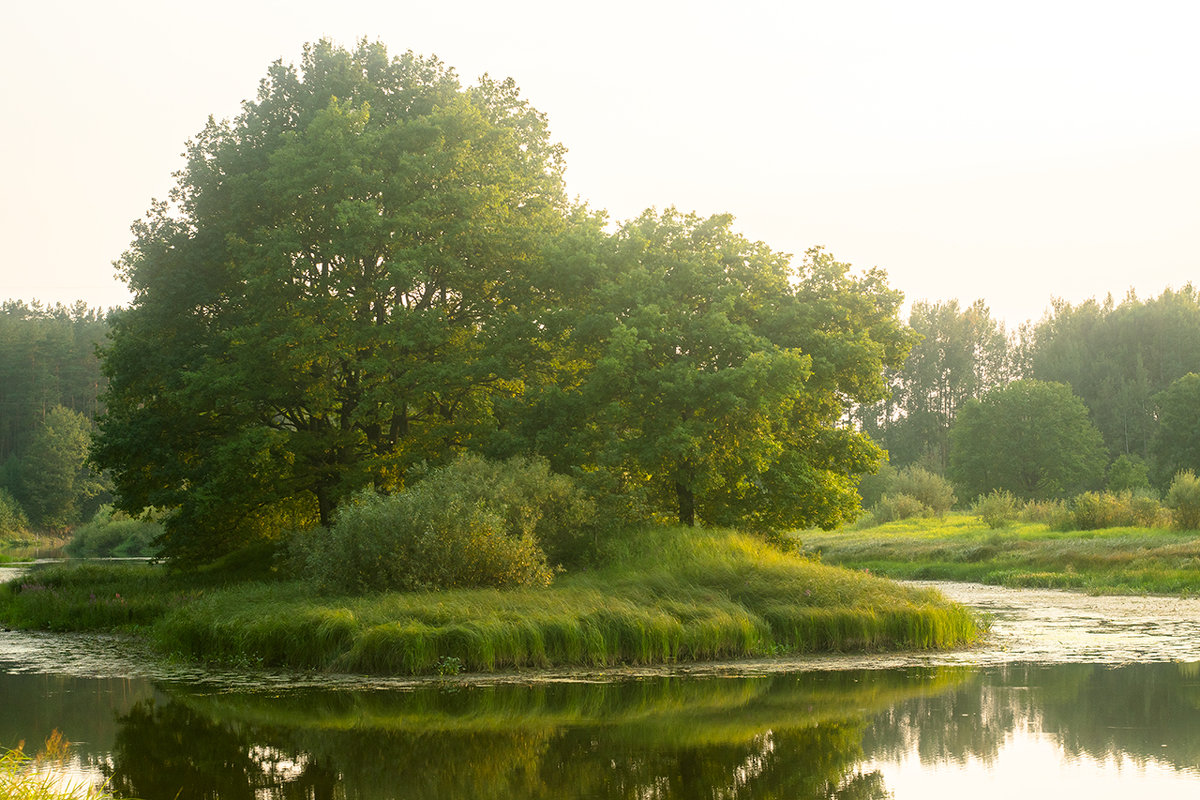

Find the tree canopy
[[0, 300, 109, 531], [1149, 373, 1200, 490], [511, 211, 910, 530], [1029, 287, 1200, 459], [95, 41, 571, 561], [94, 40, 914, 563], [858, 299, 1012, 472], [948, 379, 1107, 501]]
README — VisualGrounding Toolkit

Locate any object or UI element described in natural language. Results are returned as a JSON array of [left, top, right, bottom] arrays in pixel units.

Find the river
[[3, 581, 1200, 798]]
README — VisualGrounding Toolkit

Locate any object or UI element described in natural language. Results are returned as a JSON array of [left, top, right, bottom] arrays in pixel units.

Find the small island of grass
[[0, 525, 980, 675]]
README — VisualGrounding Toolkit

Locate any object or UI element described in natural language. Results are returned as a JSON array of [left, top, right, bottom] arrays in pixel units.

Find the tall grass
[[0, 732, 116, 800], [152, 528, 978, 674], [3, 528, 981, 675]]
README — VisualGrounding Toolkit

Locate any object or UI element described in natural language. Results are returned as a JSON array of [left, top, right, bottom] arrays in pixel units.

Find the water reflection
[[4, 664, 1200, 798], [103, 670, 951, 799]]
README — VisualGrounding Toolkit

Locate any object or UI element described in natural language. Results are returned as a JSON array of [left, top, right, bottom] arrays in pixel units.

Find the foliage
[[1029, 287, 1200, 459], [290, 455, 593, 593], [0, 732, 116, 800], [948, 380, 1107, 501], [1165, 471, 1200, 531], [858, 299, 1014, 472], [1149, 373, 1200, 490], [972, 489, 1018, 529], [15, 405, 108, 530], [0, 300, 107, 468], [870, 493, 930, 524], [855, 461, 896, 510], [0, 487, 29, 536], [1017, 498, 1072, 528], [93, 40, 571, 564], [65, 505, 163, 558], [1106, 454, 1152, 493], [520, 212, 912, 531], [889, 466, 956, 516], [1070, 491, 1167, 531]]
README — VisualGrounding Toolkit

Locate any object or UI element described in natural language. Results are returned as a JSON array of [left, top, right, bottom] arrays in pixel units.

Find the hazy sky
[[3, 0, 1197, 326]]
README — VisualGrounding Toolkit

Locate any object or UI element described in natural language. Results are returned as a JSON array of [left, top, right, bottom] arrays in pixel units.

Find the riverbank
[[0, 527, 980, 675], [801, 514, 1200, 595]]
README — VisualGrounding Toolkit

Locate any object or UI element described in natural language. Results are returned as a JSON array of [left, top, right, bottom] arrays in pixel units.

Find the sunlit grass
[[0, 527, 980, 675], [802, 513, 1200, 595], [0, 732, 118, 800]]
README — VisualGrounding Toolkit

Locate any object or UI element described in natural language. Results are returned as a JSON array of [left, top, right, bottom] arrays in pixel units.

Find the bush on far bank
[[288, 454, 596, 594], [0, 488, 29, 538], [1166, 471, 1200, 531], [65, 505, 163, 558], [855, 465, 956, 526]]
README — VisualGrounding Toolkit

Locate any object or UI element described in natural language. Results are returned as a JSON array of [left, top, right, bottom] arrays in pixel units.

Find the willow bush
[[1167, 471, 1200, 531], [289, 455, 594, 593]]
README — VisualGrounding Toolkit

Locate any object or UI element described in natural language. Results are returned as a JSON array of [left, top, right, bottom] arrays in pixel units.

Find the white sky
[[2, 0, 1197, 327]]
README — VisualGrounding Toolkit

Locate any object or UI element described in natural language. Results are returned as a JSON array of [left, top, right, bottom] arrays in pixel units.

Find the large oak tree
[[95, 41, 570, 561], [508, 210, 912, 530]]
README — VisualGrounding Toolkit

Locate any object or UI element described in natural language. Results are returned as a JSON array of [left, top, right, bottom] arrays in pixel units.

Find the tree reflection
[[863, 662, 1200, 773], [104, 699, 337, 800], [101, 670, 961, 799], [99, 663, 1200, 799]]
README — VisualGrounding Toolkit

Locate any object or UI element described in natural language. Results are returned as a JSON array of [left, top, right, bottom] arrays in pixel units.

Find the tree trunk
[[315, 483, 334, 528], [675, 481, 695, 527]]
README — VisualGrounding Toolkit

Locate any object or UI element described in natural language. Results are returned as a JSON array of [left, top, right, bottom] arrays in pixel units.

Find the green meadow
[[801, 513, 1200, 595]]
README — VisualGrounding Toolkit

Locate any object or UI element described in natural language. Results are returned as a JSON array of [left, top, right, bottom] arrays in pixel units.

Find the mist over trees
[[857, 299, 1015, 473], [0, 300, 109, 531]]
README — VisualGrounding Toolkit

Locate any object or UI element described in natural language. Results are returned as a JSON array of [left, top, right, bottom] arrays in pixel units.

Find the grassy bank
[[0, 527, 980, 675], [801, 514, 1200, 595]]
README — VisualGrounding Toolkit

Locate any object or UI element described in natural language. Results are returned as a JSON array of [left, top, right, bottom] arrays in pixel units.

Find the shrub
[[856, 462, 897, 510], [65, 506, 163, 558], [972, 490, 1018, 529], [1166, 471, 1200, 531], [1071, 490, 1167, 530], [871, 493, 929, 524], [1018, 498, 1071, 528], [405, 453, 597, 567], [291, 455, 593, 593], [0, 488, 29, 536], [890, 466, 957, 517]]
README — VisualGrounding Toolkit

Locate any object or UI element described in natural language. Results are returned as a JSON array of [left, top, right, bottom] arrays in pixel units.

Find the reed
[[0, 733, 117, 800]]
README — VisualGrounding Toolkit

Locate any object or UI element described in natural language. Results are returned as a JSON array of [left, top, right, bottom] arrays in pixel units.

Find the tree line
[[0, 300, 109, 534], [858, 287, 1200, 503]]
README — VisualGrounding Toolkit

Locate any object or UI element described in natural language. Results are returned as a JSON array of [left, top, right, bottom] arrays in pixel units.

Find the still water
[[3, 582, 1200, 799]]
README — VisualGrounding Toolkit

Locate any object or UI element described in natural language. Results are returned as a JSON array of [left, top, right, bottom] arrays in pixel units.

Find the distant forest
[[0, 300, 110, 532], [3, 284, 1199, 533], [857, 285, 1200, 495]]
